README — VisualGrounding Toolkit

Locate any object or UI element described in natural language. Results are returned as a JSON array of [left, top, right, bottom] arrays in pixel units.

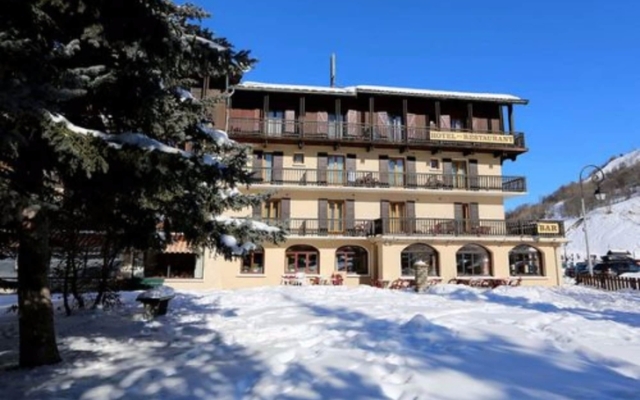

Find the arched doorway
[[456, 244, 491, 276], [285, 245, 320, 274], [335, 246, 369, 275], [509, 244, 543, 276]]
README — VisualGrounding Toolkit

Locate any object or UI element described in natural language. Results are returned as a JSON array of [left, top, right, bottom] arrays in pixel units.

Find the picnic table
[[136, 285, 175, 318]]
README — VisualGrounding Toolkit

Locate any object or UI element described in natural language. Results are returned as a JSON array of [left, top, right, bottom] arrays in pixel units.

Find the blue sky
[[196, 0, 639, 209]]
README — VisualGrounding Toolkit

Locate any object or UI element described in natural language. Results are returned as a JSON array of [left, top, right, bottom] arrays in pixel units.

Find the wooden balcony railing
[[372, 218, 565, 237], [228, 118, 526, 150], [257, 218, 564, 238], [250, 167, 527, 193]]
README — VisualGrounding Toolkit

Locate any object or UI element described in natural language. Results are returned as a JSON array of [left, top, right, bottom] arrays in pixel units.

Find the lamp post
[[579, 165, 606, 276]]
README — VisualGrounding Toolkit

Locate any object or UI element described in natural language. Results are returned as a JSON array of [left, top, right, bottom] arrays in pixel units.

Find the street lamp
[[579, 164, 606, 276]]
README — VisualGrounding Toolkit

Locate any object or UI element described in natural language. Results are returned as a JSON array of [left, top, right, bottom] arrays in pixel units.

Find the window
[[451, 118, 465, 130], [387, 114, 403, 141], [401, 244, 439, 277], [456, 244, 491, 276], [262, 200, 280, 220], [293, 153, 305, 164], [509, 245, 544, 276], [388, 158, 405, 187], [266, 110, 284, 136], [328, 113, 345, 139], [327, 155, 345, 185], [336, 246, 368, 275], [285, 245, 319, 274], [327, 200, 344, 233], [389, 202, 406, 234], [429, 159, 440, 169], [451, 160, 467, 189], [263, 152, 273, 182], [146, 252, 203, 279], [241, 247, 265, 274]]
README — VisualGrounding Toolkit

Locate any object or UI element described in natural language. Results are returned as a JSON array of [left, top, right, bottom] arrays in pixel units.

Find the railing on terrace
[[257, 218, 564, 238], [259, 218, 375, 237], [372, 218, 565, 237], [228, 118, 526, 149], [250, 167, 527, 193]]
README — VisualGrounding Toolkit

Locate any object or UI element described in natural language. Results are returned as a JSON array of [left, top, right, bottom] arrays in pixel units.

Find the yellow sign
[[430, 131, 515, 145], [537, 222, 560, 234]]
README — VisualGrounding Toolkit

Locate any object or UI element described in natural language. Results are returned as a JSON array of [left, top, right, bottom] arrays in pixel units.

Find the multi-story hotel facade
[[147, 79, 566, 289]]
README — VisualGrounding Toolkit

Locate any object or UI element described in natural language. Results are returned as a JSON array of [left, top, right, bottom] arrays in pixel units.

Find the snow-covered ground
[[2, 285, 640, 400], [563, 196, 640, 259]]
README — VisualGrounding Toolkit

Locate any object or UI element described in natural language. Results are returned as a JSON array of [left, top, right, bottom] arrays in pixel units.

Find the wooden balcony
[[372, 218, 565, 238], [250, 167, 527, 193], [228, 117, 526, 154], [258, 218, 564, 238]]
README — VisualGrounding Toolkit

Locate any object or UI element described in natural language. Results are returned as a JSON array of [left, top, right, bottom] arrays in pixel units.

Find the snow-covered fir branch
[[184, 34, 227, 51], [48, 113, 226, 168]]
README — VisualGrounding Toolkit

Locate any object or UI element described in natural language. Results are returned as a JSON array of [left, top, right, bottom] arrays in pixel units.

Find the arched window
[[335, 246, 368, 275], [401, 244, 439, 276], [241, 246, 264, 274], [509, 245, 544, 276], [456, 244, 491, 276], [285, 245, 319, 274]]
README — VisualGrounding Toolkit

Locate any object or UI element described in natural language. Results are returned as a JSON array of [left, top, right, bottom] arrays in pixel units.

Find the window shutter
[[252, 203, 262, 219], [406, 113, 416, 139], [379, 155, 389, 186], [317, 152, 328, 184], [318, 199, 328, 234], [406, 200, 416, 234], [273, 152, 284, 184], [284, 110, 296, 133], [317, 111, 329, 135], [376, 111, 388, 139], [443, 158, 453, 188], [346, 199, 355, 234], [470, 202, 479, 227], [281, 198, 291, 220], [439, 114, 451, 129], [454, 202, 463, 235], [252, 151, 263, 183], [346, 154, 357, 185], [406, 156, 417, 188], [346, 110, 359, 137], [380, 200, 390, 234], [305, 112, 318, 135], [469, 159, 479, 189]]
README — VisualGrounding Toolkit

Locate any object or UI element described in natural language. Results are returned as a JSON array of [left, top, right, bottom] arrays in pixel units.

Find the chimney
[[330, 53, 336, 87]]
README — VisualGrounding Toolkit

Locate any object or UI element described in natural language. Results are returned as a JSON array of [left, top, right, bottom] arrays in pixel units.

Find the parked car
[[590, 261, 640, 277], [565, 262, 588, 277]]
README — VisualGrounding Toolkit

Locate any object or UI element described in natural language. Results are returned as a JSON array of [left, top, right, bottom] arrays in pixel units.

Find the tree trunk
[[16, 138, 61, 368], [17, 204, 62, 367], [63, 255, 71, 316]]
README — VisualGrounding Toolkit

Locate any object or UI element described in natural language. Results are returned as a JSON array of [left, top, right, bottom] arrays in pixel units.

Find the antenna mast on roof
[[330, 53, 336, 87]]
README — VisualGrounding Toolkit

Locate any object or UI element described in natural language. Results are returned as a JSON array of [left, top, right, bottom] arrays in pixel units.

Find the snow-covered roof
[[235, 81, 528, 104]]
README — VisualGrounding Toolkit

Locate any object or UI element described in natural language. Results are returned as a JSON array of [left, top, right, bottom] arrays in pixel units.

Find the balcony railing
[[260, 218, 375, 237], [372, 218, 565, 237], [258, 218, 564, 238], [250, 167, 526, 193], [229, 118, 526, 150]]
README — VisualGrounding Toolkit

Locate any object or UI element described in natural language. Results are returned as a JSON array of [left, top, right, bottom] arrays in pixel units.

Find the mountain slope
[[508, 148, 640, 259]]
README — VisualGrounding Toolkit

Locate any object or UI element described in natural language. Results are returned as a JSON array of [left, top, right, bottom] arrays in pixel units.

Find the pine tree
[[0, 0, 283, 368]]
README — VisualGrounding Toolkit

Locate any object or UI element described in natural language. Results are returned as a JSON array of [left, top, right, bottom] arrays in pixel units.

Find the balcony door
[[262, 199, 281, 221], [389, 202, 406, 234], [327, 200, 345, 234], [328, 113, 344, 139], [388, 158, 405, 187], [452, 160, 467, 189], [266, 110, 284, 137], [327, 155, 345, 185]]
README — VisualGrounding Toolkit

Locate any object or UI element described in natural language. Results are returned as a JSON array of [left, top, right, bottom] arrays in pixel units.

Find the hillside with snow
[[544, 149, 640, 260]]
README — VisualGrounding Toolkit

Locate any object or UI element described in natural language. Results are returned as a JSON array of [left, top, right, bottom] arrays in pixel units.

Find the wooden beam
[[498, 105, 505, 132], [508, 104, 514, 133], [435, 101, 441, 129], [299, 96, 305, 137], [369, 96, 375, 142], [467, 103, 473, 131]]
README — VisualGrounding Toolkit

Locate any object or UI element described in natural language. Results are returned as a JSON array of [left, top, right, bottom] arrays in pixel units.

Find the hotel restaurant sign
[[536, 222, 561, 235], [430, 131, 515, 145]]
